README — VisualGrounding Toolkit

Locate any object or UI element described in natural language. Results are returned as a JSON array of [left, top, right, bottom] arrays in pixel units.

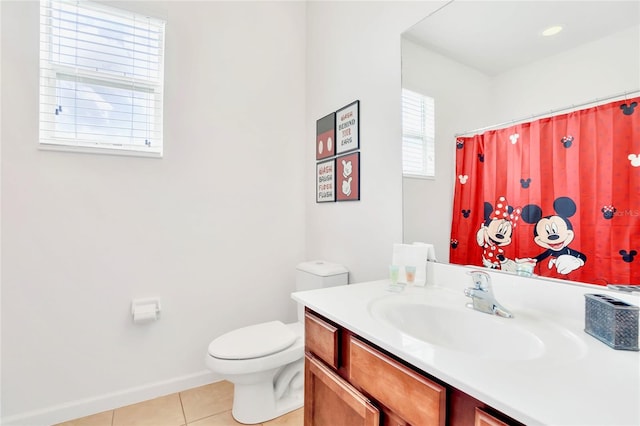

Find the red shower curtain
[[450, 96, 640, 285]]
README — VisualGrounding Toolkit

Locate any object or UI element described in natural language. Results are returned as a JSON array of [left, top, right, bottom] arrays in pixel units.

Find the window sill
[[403, 173, 435, 181], [38, 143, 163, 159]]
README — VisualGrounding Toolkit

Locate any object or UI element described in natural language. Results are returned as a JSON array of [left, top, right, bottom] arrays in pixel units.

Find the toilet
[[205, 261, 348, 424]]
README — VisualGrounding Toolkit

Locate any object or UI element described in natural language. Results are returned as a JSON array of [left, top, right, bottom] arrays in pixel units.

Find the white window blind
[[39, 0, 166, 156], [402, 89, 435, 177]]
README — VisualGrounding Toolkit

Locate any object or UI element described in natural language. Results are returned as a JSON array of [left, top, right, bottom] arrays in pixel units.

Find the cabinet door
[[305, 354, 380, 426], [475, 408, 509, 426], [349, 336, 446, 426]]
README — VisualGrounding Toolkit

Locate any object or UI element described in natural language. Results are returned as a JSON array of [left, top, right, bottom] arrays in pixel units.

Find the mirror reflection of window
[[402, 89, 435, 178]]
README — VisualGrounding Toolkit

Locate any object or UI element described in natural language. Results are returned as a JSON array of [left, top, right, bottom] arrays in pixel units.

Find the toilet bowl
[[206, 321, 304, 424], [205, 261, 348, 424]]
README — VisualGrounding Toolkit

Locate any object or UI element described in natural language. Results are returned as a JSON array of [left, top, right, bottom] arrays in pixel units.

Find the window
[[39, 0, 166, 156], [402, 89, 435, 177]]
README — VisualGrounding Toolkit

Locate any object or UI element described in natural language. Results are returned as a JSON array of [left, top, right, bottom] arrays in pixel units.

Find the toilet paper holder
[[131, 297, 161, 323]]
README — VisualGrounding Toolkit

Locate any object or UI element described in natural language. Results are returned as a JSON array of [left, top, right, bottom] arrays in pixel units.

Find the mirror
[[401, 1, 640, 284]]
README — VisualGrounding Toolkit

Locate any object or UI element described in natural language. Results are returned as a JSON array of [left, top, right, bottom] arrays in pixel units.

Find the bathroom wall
[[304, 1, 444, 283], [402, 24, 640, 262], [1, 1, 306, 423]]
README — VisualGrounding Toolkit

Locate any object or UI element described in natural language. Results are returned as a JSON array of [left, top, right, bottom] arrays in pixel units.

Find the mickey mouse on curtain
[[521, 197, 587, 275]]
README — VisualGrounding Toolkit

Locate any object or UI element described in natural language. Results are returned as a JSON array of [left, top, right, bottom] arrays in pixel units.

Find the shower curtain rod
[[454, 89, 640, 137]]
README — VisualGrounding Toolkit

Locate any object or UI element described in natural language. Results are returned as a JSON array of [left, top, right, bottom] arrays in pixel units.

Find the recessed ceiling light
[[542, 25, 563, 37]]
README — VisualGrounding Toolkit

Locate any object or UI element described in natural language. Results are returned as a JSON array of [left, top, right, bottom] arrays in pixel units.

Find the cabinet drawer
[[475, 408, 509, 426], [305, 311, 339, 369], [349, 336, 446, 426]]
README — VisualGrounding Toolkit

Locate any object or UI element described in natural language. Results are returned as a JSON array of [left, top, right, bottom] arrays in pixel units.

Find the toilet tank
[[296, 260, 348, 291], [295, 261, 348, 322]]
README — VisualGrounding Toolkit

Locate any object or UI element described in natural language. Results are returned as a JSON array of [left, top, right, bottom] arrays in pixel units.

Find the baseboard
[[1, 370, 221, 426]]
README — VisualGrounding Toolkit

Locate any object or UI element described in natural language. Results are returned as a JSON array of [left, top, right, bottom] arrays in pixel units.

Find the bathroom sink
[[368, 291, 587, 362]]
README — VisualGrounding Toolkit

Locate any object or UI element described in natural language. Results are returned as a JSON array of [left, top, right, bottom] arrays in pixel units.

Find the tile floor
[[54, 381, 303, 426]]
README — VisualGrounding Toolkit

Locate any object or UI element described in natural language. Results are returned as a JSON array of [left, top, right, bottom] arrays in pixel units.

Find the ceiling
[[403, 0, 640, 76]]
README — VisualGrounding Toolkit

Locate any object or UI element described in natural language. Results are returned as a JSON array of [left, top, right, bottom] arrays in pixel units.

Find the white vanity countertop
[[292, 264, 640, 426]]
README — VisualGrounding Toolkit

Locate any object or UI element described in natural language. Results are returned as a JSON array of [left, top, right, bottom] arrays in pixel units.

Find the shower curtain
[[450, 96, 640, 285]]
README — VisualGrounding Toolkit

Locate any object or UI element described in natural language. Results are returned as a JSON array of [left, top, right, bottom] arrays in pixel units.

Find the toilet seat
[[206, 322, 303, 375], [208, 321, 297, 360]]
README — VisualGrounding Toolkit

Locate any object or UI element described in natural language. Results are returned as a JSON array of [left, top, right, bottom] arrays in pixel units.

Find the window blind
[[402, 89, 435, 177], [39, 0, 166, 156]]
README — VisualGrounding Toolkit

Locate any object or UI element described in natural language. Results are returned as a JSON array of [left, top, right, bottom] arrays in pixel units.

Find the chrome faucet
[[464, 270, 513, 318]]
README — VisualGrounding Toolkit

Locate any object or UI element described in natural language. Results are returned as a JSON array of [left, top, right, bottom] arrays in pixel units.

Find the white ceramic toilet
[[205, 261, 348, 424]]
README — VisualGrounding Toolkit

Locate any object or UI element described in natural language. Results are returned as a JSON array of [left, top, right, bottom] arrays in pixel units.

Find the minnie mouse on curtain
[[450, 96, 640, 286]]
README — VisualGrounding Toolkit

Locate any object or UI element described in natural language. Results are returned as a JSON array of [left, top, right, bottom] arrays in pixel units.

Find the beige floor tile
[[263, 408, 303, 426], [186, 410, 249, 426], [180, 381, 234, 423], [53, 410, 113, 426], [113, 393, 185, 426]]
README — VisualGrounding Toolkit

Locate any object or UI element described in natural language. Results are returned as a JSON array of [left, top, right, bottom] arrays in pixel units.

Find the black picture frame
[[316, 158, 336, 203], [336, 151, 360, 201], [316, 112, 336, 160], [335, 100, 360, 155]]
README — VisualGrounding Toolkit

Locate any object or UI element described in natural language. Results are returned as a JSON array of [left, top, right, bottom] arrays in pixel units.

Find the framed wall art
[[316, 112, 336, 160], [336, 100, 359, 155], [316, 158, 336, 203], [336, 151, 360, 201]]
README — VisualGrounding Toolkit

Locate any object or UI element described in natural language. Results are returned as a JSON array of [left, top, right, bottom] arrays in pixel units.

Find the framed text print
[[336, 100, 360, 155], [316, 112, 336, 160], [336, 152, 360, 201], [316, 159, 336, 203]]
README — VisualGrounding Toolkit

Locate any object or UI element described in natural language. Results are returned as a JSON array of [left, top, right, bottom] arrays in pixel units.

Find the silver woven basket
[[584, 294, 639, 351]]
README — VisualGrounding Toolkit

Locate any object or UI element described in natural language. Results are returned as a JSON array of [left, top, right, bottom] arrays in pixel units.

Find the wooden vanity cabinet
[[305, 309, 444, 426], [304, 308, 523, 426]]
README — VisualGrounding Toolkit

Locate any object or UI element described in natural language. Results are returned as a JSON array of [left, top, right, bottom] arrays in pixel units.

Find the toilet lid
[[208, 321, 297, 360]]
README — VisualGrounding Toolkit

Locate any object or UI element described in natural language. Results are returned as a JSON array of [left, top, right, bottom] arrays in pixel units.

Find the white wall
[[305, 1, 445, 283], [1, 1, 306, 424], [402, 24, 640, 260]]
